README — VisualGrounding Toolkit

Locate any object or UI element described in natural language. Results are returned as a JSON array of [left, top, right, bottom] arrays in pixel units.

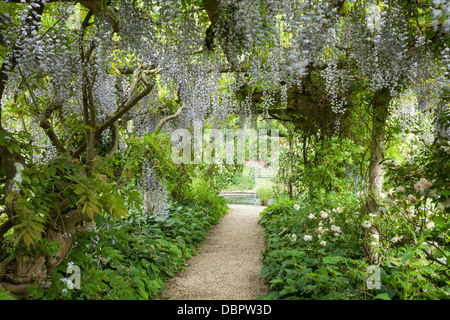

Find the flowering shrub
[[258, 197, 367, 299], [362, 128, 450, 299], [259, 166, 450, 300], [381, 128, 449, 242]]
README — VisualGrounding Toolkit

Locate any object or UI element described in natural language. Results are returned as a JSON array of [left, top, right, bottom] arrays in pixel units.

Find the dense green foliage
[[258, 195, 367, 299], [0, 0, 449, 301], [257, 108, 450, 300], [258, 189, 450, 299], [27, 196, 227, 300]]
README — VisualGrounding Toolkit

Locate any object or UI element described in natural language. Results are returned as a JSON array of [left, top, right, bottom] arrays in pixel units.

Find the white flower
[[422, 132, 434, 144], [320, 211, 328, 219], [320, 240, 327, 247], [443, 198, 450, 209], [308, 213, 315, 219], [407, 194, 417, 204], [391, 235, 403, 243], [318, 226, 328, 234], [303, 234, 313, 241], [396, 186, 406, 193], [290, 234, 297, 242], [407, 133, 417, 141], [294, 204, 300, 211], [362, 220, 372, 228], [414, 178, 432, 194], [436, 257, 447, 265], [331, 225, 341, 233]]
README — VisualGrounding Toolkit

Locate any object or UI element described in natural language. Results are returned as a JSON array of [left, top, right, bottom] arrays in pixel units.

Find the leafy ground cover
[[258, 194, 450, 300], [258, 196, 367, 300], [26, 196, 227, 300]]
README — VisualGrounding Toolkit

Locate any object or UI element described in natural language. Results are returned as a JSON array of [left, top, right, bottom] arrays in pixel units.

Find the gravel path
[[158, 204, 268, 300]]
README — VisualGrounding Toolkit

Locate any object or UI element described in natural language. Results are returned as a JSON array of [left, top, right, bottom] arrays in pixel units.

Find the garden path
[[158, 204, 268, 300]]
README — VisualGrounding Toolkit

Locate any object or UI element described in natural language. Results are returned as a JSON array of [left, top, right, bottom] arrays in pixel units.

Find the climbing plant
[[0, 0, 448, 299]]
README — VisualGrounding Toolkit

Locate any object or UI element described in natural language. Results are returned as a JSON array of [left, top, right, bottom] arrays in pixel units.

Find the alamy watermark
[[366, 265, 381, 289], [66, 5, 81, 30], [171, 121, 280, 167], [64, 263, 81, 290]]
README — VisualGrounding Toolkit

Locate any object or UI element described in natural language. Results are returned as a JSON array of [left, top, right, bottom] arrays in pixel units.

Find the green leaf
[[433, 216, 447, 229], [323, 256, 344, 264], [95, 214, 107, 224], [373, 293, 391, 300], [296, 276, 309, 289], [23, 233, 33, 247], [47, 241, 62, 247], [311, 272, 329, 283], [4, 192, 14, 204], [0, 290, 16, 300], [279, 284, 296, 296], [136, 279, 149, 300], [322, 291, 342, 300], [81, 125, 95, 132], [73, 185, 85, 195], [30, 220, 45, 233], [49, 165, 57, 178], [401, 249, 414, 261], [285, 249, 304, 257], [269, 278, 284, 286]]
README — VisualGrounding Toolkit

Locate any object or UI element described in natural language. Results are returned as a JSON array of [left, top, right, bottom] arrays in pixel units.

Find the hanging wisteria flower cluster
[[1, 0, 448, 215], [138, 159, 169, 219]]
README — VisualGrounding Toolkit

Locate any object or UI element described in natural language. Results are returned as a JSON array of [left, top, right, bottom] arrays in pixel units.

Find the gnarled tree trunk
[[0, 141, 95, 298], [364, 87, 390, 264]]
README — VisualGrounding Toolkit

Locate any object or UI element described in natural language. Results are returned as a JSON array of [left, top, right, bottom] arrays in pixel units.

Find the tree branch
[[0, 218, 14, 241], [71, 82, 155, 159], [38, 102, 67, 154], [105, 120, 119, 158], [153, 105, 185, 135]]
